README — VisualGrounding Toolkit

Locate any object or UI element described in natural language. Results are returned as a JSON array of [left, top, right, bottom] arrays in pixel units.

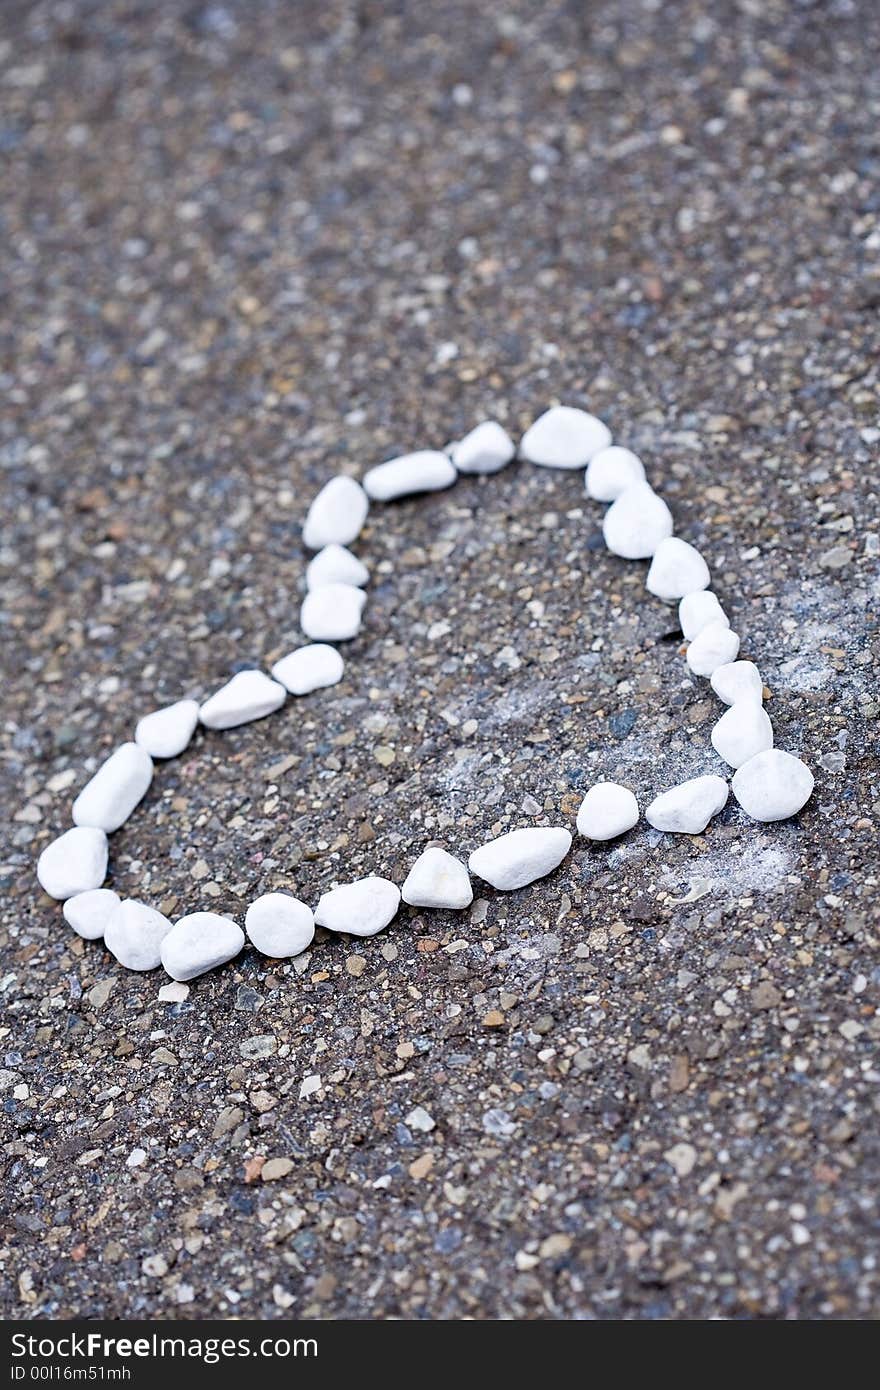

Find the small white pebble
[[135, 700, 200, 759], [72, 742, 154, 833], [665, 1141, 698, 1177], [839, 1019, 863, 1042], [576, 783, 639, 841], [363, 451, 457, 501], [300, 583, 366, 641], [36, 826, 109, 901], [405, 1105, 436, 1133], [199, 670, 286, 730], [401, 847, 473, 909], [603, 482, 673, 559], [731, 749, 814, 822], [686, 621, 740, 676], [468, 827, 572, 890], [302, 475, 369, 550], [245, 893, 315, 958], [645, 537, 710, 602], [158, 981, 190, 1003], [645, 775, 729, 834], [679, 589, 729, 641], [126, 1148, 147, 1168], [585, 446, 646, 501], [314, 876, 401, 937], [104, 899, 173, 972], [62, 887, 120, 940], [450, 420, 515, 475], [305, 543, 368, 591], [271, 644, 344, 695], [711, 702, 774, 769], [710, 660, 763, 705], [520, 406, 611, 469], [161, 911, 245, 981]]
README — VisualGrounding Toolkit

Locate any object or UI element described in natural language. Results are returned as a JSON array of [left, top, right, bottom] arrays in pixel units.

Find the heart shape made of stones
[[36, 405, 815, 985]]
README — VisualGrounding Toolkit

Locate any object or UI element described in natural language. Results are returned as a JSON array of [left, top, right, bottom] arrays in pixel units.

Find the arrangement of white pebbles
[[36, 405, 815, 984]]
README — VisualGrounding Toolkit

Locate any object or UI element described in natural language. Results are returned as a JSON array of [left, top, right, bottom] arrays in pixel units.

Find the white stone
[[158, 981, 189, 1003], [665, 1141, 697, 1177], [686, 621, 740, 677], [161, 912, 245, 981], [679, 590, 729, 641], [36, 826, 109, 901], [576, 783, 639, 841], [519, 406, 611, 469], [732, 749, 814, 822], [63, 887, 120, 940], [585, 446, 646, 501], [314, 876, 401, 937], [305, 544, 368, 591], [711, 702, 774, 769], [602, 482, 673, 559], [645, 775, 729, 834], [405, 1105, 435, 1133], [401, 847, 473, 909], [245, 893, 315, 958], [302, 475, 369, 551], [135, 699, 200, 759], [72, 742, 153, 832], [271, 644, 344, 695], [300, 583, 366, 641], [450, 421, 515, 475], [363, 450, 457, 501], [468, 827, 572, 890], [646, 537, 710, 602], [710, 660, 764, 705], [104, 899, 173, 972], [199, 670, 286, 730]]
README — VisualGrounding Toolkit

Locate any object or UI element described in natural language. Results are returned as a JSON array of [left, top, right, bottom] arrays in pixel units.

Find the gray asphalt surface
[[1, 0, 879, 1320]]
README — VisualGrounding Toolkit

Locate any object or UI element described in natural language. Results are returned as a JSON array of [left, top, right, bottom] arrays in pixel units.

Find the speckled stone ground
[[2, 0, 879, 1321]]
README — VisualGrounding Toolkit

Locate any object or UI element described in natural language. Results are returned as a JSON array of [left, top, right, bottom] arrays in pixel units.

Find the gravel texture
[[1, 0, 879, 1321]]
